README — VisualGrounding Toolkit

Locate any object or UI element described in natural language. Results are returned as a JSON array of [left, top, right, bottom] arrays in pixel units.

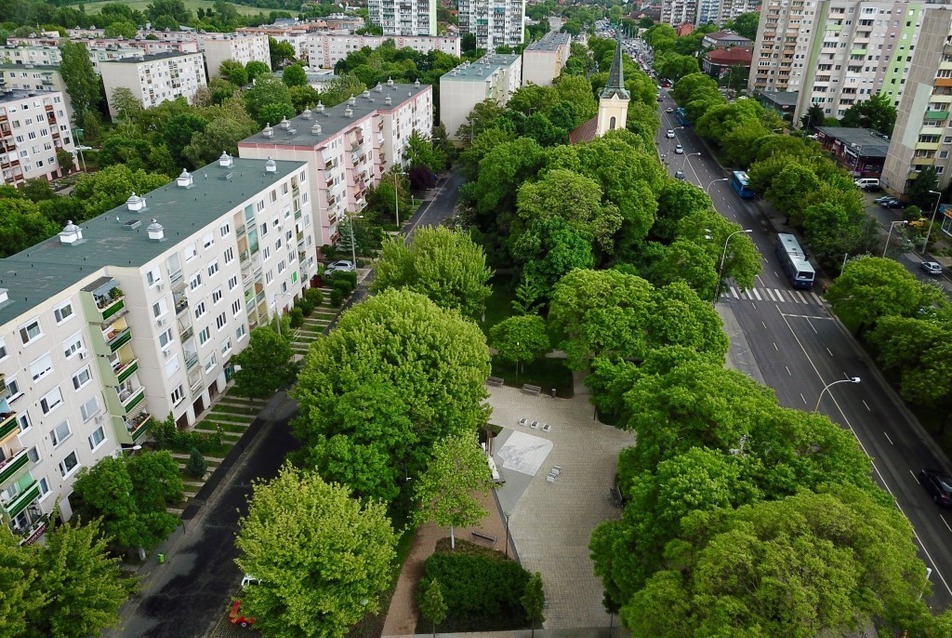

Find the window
[[262, 247, 271, 261], [260, 222, 269, 237], [256, 200, 265, 212], [184, 242, 197, 261], [5, 376, 21, 401], [202, 232, 214, 249], [228, 275, 238, 291], [159, 328, 173, 348], [80, 396, 99, 421], [224, 247, 234, 264], [170, 384, 185, 405], [189, 273, 202, 290], [207, 261, 219, 277], [27, 447, 40, 464], [88, 426, 105, 450], [198, 326, 211, 345], [212, 288, 223, 304], [53, 301, 74, 323], [38, 477, 50, 499], [265, 271, 274, 285], [203, 354, 217, 373], [216, 313, 227, 330], [50, 420, 71, 446], [0, 338, 6, 360], [236, 324, 247, 340], [59, 451, 79, 477], [146, 268, 161, 286], [194, 301, 207, 319], [72, 367, 92, 390], [29, 353, 53, 382], [17, 412, 31, 432], [41, 388, 63, 414], [231, 299, 241, 316], [220, 222, 231, 237], [277, 260, 286, 274], [19, 319, 42, 344], [221, 338, 232, 356]]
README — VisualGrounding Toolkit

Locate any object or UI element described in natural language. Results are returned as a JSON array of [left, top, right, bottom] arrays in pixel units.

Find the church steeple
[[600, 30, 630, 101]]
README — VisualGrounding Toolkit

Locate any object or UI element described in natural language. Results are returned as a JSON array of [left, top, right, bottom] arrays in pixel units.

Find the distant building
[[701, 30, 752, 49], [661, 0, 698, 26], [758, 89, 799, 121], [0, 88, 75, 186], [199, 34, 271, 79], [440, 53, 522, 139], [305, 34, 460, 70], [816, 126, 888, 178], [570, 34, 628, 144], [100, 52, 208, 119], [522, 31, 571, 87], [702, 46, 752, 79], [457, 0, 526, 49], [696, 0, 760, 27], [368, 0, 438, 36]]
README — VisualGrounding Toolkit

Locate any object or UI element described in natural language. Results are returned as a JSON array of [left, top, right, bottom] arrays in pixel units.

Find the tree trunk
[[450, 525, 456, 550]]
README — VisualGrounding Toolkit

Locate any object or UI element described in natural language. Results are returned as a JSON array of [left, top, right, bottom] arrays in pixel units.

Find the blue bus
[[730, 170, 755, 199], [775, 233, 816, 289], [675, 107, 692, 126]]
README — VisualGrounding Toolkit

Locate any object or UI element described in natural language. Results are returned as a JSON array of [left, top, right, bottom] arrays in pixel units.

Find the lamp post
[[883, 220, 908, 258], [681, 151, 701, 172], [713, 229, 753, 305], [706, 177, 729, 194], [921, 190, 943, 255], [393, 167, 404, 233], [813, 376, 861, 412], [271, 291, 293, 337]]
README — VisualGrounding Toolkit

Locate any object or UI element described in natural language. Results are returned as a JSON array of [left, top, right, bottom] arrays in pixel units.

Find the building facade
[[0, 156, 316, 544], [661, 0, 699, 26], [522, 31, 571, 87], [100, 52, 208, 119], [368, 0, 437, 36], [199, 34, 271, 79], [239, 79, 434, 247], [305, 34, 460, 70], [440, 53, 522, 139], [0, 89, 75, 186], [696, 0, 761, 27], [457, 0, 526, 50]]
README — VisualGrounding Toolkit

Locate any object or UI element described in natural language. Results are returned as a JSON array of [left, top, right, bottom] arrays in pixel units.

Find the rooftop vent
[[362, 89, 370, 99], [176, 168, 193, 188], [265, 157, 277, 173], [218, 151, 234, 168], [280, 116, 290, 129], [302, 107, 312, 120], [348, 94, 356, 105], [0, 288, 7, 305], [122, 219, 141, 230], [147, 218, 165, 241], [311, 122, 322, 136], [375, 83, 383, 92], [345, 105, 353, 118], [126, 192, 147, 212], [414, 78, 420, 87], [58, 220, 83, 245], [385, 95, 392, 105], [387, 77, 394, 86], [315, 101, 325, 113], [262, 123, 273, 138]]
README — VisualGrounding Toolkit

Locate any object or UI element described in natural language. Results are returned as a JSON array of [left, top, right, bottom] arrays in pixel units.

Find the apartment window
[[189, 273, 202, 290], [88, 426, 105, 450], [220, 222, 231, 237], [29, 353, 53, 382], [194, 301, 207, 319], [231, 299, 241, 316], [221, 338, 232, 356], [80, 396, 99, 421], [256, 200, 265, 212], [212, 288, 223, 304], [265, 271, 274, 285], [184, 242, 197, 261], [203, 354, 217, 374], [216, 313, 227, 330], [262, 247, 271, 261], [207, 261, 219, 277], [19, 319, 42, 344], [15, 411, 30, 433], [224, 247, 234, 264], [202, 232, 214, 249], [277, 260, 286, 274], [38, 477, 50, 499], [171, 384, 185, 405], [50, 420, 71, 447], [0, 338, 6, 360], [269, 190, 277, 203], [5, 376, 21, 402], [198, 326, 211, 345], [53, 301, 74, 323], [146, 268, 161, 286], [59, 451, 79, 477], [72, 367, 92, 390], [236, 324, 247, 340], [159, 328, 173, 348], [260, 221, 269, 237], [41, 387, 63, 414]]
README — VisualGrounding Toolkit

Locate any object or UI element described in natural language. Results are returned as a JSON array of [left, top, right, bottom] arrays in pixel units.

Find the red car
[[229, 600, 255, 628]]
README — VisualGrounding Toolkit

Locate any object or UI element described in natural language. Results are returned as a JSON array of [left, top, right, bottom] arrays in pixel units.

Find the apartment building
[[238, 79, 434, 247], [522, 31, 571, 87], [305, 34, 460, 70], [701, 30, 753, 49], [882, 6, 952, 193], [100, 52, 208, 119], [749, 0, 818, 94], [0, 89, 75, 187], [440, 53, 522, 138], [368, 0, 438, 36], [199, 34, 271, 79], [662, 0, 699, 26], [0, 65, 68, 101], [457, 0, 527, 50], [0, 156, 314, 544], [695, 0, 761, 27]]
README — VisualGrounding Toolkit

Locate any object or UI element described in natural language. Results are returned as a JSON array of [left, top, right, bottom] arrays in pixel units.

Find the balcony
[[80, 278, 125, 323], [0, 411, 17, 447], [1, 477, 38, 519], [126, 412, 154, 442], [0, 448, 28, 487], [117, 386, 145, 413], [106, 328, 131, 353], [185, 351, 199, 370]]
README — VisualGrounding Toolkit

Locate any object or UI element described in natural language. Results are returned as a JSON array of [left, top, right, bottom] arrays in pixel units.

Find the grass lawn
[[490, 355, 574, 398], [480, 273, 516, 337], [199, 421, 248, 434], [209, 405, 258, 417], [81, 0, 266, 16]]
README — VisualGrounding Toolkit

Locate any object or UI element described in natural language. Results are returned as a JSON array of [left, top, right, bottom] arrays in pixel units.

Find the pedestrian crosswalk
[[725, 286, 826, 306]]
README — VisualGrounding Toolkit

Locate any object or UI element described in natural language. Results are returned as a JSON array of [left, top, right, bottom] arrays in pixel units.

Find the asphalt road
[[656, 95, 952, 610]]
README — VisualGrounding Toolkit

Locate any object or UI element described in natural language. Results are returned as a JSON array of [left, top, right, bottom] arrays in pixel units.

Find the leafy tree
[[71, 165, 170, 221], [766, 163, 823, 224], [800, 103, 826, 131], [110, 87, 143, 123], [282, 62, 308, 87], [840, 92, 897, 135], [522, 572, 546, 637], [869, 316, 952, 408], [0, 198, 60, 257], [512, 215, 594, 298], [244, 74, 295, 127], [231, 325, 293, 402], [729, 11, 761, 40], [370, 226, 493, 320], [235, 465, 397, 638], [0, 527, 40, 636], [269, 36, 295, 68], [26, 519, 136, 638], [218, 59, 249, 87], [553, 73, 597, 120], [419, 579, 448, 637], [186, 448, 207, 478], [403, 130, 446, 175], [511, 276, 545, 316], [59, 41, 100, 125], [245, 60, 271, 82], [906, 165, 940, 211], [490, 315, 550, 375], [56, 148, 75, 173], [414, 432, 494, 549], [103, 20, 136, 39]]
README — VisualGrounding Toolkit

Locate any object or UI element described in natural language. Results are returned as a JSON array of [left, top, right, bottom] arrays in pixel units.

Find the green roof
[[0, 157, 306, 327]]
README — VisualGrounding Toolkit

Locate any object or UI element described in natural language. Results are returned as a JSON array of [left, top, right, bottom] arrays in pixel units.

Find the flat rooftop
[[817, 126, 889, 157], [0, 157, 306, 327], [760, 89, 799, 107], [0, 87, 59, 103], [441, 53, 521, 82], [239, 80, 429, 148], [100, 50, 199, 64], [525, 32, 571, 51]]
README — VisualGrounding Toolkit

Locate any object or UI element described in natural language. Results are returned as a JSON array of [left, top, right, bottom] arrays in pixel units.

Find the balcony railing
[[2, 479, 38, 518], [119, 386, 145, 412], [106, 328, 132, 353], [0, 448, 29, 486], [185, 352, 199, 370], [115, 359, 139, 384], [0, 411, 18, 446], [125, 412, 153, 442]]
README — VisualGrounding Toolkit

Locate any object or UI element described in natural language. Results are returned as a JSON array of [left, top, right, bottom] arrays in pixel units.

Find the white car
[[324, 260, 355, 275], [675, 145, 684, 154], [921, 261, 943, 276], [241, 574, 261, 588], [666, 129, 675, 139]]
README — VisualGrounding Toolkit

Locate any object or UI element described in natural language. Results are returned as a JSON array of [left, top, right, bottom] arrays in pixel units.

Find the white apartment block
[[661, 0, 699, 26], [199, 34, 271, 79], [0, 89, 75, 187], [696, 0, 761, 27], [522, 31, 571, 87], [440, 53, 522, 139], [100, 52, 208, 119], [750, 0, 819, 94], [368, 0, 437, 36], [238, 79, 434, 247], [458, 0, 526, 50], [0, 156, 316, 544], [0, 65, 68, 107], [882, 6, 952, 193], [305, 34, 461, 70]]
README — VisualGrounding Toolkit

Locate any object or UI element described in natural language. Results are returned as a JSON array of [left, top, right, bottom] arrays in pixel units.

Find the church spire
[[601, 29, 630, 101]]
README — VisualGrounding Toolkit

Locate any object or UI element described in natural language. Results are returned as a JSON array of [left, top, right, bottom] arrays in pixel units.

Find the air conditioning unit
[[157, 318, 167, 327], [156, 283, 165, 291], [163, 349, 172, 358], [95, 414, 104, 424], [78, 351, 86, 359]]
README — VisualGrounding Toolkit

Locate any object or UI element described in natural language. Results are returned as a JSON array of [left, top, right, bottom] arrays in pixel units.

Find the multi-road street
[[656, 90, 952, 610]]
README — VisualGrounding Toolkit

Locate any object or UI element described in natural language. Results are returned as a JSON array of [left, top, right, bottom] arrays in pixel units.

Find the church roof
[[600, 31, 630, 101], [569, 116, 598, 144]]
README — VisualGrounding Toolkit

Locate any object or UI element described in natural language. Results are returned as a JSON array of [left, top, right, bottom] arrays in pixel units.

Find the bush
[[331, 271, 357, 293], [186, 448, 207, 478], [296, 297, 315, 316], [289, 306, 305, 328], [153, 413, 219, 454], [332, 278, 354, 298], [304, 287, 324, 307], [330, 288, 345, 307]]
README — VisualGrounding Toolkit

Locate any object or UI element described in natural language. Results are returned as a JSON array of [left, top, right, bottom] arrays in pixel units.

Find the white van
[[854, 177, 881, 191]]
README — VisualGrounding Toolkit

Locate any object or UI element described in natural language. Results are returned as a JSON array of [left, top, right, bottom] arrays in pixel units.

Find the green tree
[[269, 36, 296, 68], [110, 87, 143, 123], [282, 62, 308, 87], [0, 198, 60, 257], [245, 60, 271, 82], [60, 41, 101, 125], [244, 74, 295, 126], [419, 579, 448, 637], [146, 0, 192, 25], [186, 447, 208, 478], [729, 11, 761, 40], [869, 316, 952, 409], [840, 92, 897, 135], [522, 572, 546, 638], [56, 148, 75, 173], [0, 527, 40, 636], [414, 432, 494, 549], [489, 315, 550, 375], [71, 165, 170, 221], [218, 59, 249, 86], [231, 325, 293, 402], [103, 20, 136, 39], [235, 465, 397, 638], [370, 226, 493, 319]]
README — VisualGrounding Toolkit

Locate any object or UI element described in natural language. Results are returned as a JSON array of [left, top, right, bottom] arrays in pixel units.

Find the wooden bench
[[610, 486, 624, 508], [522, 384, 542, 395], [471, 530, 497, 544], [487, 376, 504, 387]]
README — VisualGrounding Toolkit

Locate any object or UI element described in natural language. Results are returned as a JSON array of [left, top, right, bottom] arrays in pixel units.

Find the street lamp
[[813, 376, 861, 412], [393, 167, 404, 233], [706, 177, 729, 194], [713, 229, 753, 305], [921, 190, 943, 255], [681, 151, 701, 172], [883, 220, 908, 258], [270, 290, 293, 337]]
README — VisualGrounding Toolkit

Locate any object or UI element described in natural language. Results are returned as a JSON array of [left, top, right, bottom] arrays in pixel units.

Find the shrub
[[304, 287, 324, 307], [296, 297, 315, 316], [186, 448, 207, 478], [153, 413, 219, 454], [332, 278, 354, 298], [331, 271, 357, 293], [289, 306, 305, 328], [330, 288, 345, 307]]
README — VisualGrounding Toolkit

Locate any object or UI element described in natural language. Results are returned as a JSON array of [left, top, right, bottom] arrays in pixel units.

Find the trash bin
[[157, 553, 165, 564]]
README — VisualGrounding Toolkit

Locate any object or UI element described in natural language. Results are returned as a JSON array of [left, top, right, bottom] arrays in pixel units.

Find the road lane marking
[[942, 515, 952, 534], [779, 313, 834, 320], [751, 288, 762, 301], [785, 365, 791, 376], [827, 347, 834, 357], [884, 432, 894, 445], [799, 393, 806, 405], [772, 342, 778, 350], [863, 400, 871, 411], [808, 318, 818, 334]]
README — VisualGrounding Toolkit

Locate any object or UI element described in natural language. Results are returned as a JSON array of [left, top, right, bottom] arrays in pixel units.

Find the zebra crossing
[[726, 286, 826, 306]]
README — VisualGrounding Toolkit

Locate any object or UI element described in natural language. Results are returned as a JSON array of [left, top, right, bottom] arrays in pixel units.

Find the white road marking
[[884, 432, 894, 445], [862, 399, 871, 411]]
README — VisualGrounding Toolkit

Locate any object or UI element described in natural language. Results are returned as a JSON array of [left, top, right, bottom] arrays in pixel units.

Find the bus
[[675, 107, 692, 126], [730, 171, 755, 199], [775, 233, 816, 289]]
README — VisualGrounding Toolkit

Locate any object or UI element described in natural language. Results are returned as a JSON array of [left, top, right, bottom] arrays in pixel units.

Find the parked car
[[674, 145, 684, 154], [873, 195, 894, 204], [882, 199, 906, 210], [921, 261, 943, 276], [229, 601, 255, 628], [666, 129, 675, 139], [675, 170, 685, 181], [920, 469, 952, 506], [854, 177, 881, 191], [241, 574, 261, 589], [324, 260, 355, 275]]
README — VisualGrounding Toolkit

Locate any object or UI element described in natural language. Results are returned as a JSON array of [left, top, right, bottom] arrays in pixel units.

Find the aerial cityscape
[[1, 0, 952, 636]]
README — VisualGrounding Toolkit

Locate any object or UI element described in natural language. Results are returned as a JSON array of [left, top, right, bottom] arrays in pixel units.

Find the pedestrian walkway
[[725, 285, 826, 306]]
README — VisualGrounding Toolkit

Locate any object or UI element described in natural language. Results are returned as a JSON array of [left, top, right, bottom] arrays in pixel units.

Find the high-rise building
[[748, 0, 818, 95], [368, 0, 437, 36], [305, 34, 460, 70], [458, 0, 526, 50], [695, 0, 760, 27], [0, 89, 76, 187], [100, 52, 207, 119], [439, 54, 522, 139], [199, 34, 271, 79], [661, 0, 699, 26], [522, 32, 571, 87]]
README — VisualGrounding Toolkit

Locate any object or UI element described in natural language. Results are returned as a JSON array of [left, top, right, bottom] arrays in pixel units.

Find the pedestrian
[[822, 283, 829, 294]]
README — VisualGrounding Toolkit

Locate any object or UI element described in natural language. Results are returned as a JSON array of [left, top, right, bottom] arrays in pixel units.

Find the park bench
[[471, 530, 497, 544], [487, 376, 504, 387], [522, 384, 542, 395]]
